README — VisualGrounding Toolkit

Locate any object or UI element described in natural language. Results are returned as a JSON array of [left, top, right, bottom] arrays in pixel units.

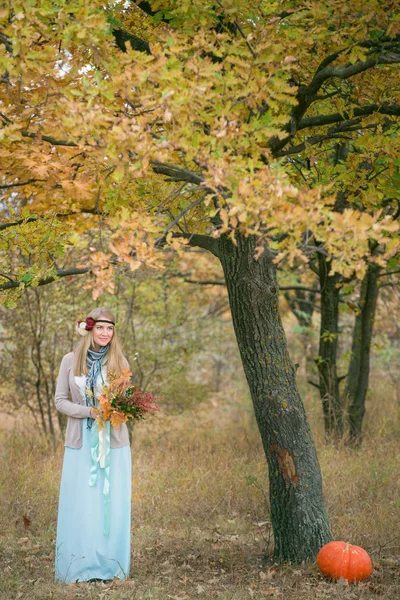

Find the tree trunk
[[317, 253, 343, 439], [283, 285, 318, 386], [345, 263, 380, 446], [217, 232, 331, 562]]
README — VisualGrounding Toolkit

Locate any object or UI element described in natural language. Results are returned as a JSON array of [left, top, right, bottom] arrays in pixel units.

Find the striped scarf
[[85, 345, 108, 430]]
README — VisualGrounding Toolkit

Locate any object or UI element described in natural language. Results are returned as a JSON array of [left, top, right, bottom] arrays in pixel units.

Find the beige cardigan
[[55, 351, 130, 449]]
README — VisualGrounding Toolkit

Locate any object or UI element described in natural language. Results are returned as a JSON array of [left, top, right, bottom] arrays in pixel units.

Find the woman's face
[[92, 319, 114, 349]]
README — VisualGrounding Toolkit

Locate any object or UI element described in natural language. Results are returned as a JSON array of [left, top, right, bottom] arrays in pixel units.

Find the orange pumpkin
[[316, 541, 373, 582]]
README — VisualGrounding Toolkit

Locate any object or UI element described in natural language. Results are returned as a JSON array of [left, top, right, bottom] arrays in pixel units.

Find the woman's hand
[[89, 407, 98, 419]]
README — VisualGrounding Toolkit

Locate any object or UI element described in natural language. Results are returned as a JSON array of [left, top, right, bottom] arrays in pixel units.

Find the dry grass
[[0, 387, 399, 600]]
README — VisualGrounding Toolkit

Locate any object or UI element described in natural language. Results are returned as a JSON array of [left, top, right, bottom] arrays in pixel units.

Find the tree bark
[[317, 253, 343, 439], [345, 263, 380, 446], [217, 232, 331, 562]]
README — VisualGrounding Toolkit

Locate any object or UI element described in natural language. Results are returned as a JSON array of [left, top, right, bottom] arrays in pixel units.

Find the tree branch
[[21, 130, 78, 146], [0, 179, 45, 189], [298, 103, 400, 131], [268, 41, 400, 156], [308, 380, 321, 390], [0, 12, 151, 58], [14, 129, 208, 189], [379, 281, 400, 288], [215, 0, 256, 58], [183, 233, 220, 257], [0, 32, 12, 53], [0, 208, 103, 231], [159, 192, 208, 237], [275, 132, 353, 157], [155, 231, 220, 258], [150, 161, 205, 185], [307, 53, 400, 98], [279, 285, 320, 293], [135, 1, 161, 18], [275, 115, 380, 157], [170, 269, 226, 286], [378, 269, 400, 278], [111, 27, 151, 54], [183, 278, 225, 285], [0, 267, 92, 291]]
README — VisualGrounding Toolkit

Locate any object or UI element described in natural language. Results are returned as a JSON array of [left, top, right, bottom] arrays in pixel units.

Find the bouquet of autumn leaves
[[94, 369, 161, 430]]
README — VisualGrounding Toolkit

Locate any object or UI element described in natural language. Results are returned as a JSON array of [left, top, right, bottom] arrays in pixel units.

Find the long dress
[[54, 372, 132, 583]]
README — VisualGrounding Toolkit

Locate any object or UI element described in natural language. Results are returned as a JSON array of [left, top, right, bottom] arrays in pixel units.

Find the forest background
[[0, 1, 400, 599]]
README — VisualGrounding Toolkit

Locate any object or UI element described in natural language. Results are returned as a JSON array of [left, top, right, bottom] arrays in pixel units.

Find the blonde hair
[[73, 307, 127, 376]]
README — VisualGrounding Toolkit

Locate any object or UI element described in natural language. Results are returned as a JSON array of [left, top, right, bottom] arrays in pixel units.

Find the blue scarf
[[85, 345, 108, 429]]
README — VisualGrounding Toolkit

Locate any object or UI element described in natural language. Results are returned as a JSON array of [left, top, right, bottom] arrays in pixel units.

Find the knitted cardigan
[[54, 351, 130, 448]]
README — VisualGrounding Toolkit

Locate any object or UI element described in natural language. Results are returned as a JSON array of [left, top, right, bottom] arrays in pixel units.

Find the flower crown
[[76, 317, 115, 337]]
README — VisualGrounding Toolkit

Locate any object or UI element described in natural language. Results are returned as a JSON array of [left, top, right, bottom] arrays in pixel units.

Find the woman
[[54, 307, 132, 584]]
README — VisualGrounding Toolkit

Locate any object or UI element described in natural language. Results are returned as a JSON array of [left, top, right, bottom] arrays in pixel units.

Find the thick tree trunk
[[345, 263, 380, 446], [217, 232, 331, 562], [317, 254, 343, 439]]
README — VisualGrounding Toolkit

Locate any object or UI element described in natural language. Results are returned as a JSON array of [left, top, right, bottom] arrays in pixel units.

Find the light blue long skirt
[[54, 420, 132, 583]]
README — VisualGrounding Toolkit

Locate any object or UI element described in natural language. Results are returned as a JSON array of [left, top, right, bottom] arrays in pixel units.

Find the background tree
[[1, 0, 400, 561], [281, 262, 400, 444], [0, 254, 236, 439]]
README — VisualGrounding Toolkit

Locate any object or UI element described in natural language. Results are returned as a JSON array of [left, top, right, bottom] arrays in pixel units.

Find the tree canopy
[[1, 0, 399, 306]]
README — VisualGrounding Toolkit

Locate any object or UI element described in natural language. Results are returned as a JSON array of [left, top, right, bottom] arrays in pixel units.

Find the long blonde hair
[[73, 307, 127, 376]]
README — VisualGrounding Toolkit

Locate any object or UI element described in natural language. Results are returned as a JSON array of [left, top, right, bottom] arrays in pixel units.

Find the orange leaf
[[110, 411, 128, 429], [99, 402, 113, 419], [98, 394, 109, 405]]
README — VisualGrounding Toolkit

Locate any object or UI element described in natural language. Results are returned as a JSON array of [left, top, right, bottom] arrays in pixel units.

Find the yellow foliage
[[1, 0, 399, 304], [110, 411, 128, 430]]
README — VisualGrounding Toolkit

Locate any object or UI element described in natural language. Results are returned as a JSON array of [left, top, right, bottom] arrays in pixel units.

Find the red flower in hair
[[76, 316, 97, 336], [85, 317, 96, 330]]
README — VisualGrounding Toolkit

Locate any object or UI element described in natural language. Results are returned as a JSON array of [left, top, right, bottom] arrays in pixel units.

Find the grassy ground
[[0, 388, 399, 600]]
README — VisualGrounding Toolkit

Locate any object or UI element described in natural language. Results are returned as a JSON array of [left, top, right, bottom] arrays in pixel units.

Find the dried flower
[[95, 369, 161, 430]]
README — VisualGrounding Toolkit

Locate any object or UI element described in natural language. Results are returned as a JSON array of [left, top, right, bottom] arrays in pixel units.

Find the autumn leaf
[[110, 411, 128, 429]]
